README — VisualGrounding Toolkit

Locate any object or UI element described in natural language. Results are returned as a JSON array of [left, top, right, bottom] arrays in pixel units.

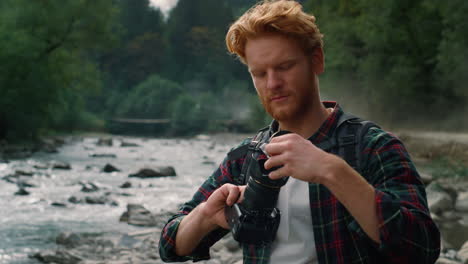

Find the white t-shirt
[[270, 177, 317, 264]]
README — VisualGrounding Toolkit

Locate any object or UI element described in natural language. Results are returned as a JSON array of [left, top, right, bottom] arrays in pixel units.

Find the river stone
[[97, 137, 113, 146], [30, 249, 83, 264], [15, 187, 30, 195], [441, 219, 468, 250], [89, 153, 117, 158], [427, 182, 454, 214], [84, 195, 118, 206], [120, 141, 140, 147], [39, 138, 59, 153], [129, 166, 176, 178], [120, 204, 157, 227], [33, 162, 49, 170], [457, 240, 468, 264], [56, 232, 86, 248], [419, 171, 434, 185], [15, 169, 34, 176], [120, 181, 132, 188], [79, 181, 100, 193], [455, 192, 468, 212], [51, 160, 72, 170], [68, 196, 81, 204], [102, 163, 120, 173]]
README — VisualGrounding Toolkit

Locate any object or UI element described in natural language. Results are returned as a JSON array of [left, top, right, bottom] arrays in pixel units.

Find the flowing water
[[0, 134, 245, 264]]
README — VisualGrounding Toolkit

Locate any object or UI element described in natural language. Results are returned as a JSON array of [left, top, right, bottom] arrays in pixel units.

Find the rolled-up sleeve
[[159, 155, 241, 262], [353, 127, 441, 263]]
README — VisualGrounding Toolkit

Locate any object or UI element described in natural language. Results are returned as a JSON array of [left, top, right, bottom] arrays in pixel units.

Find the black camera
[[225, 130, 290, 245]]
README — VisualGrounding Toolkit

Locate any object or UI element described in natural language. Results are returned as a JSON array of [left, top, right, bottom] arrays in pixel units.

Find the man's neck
[[278, 103, 331, 139]]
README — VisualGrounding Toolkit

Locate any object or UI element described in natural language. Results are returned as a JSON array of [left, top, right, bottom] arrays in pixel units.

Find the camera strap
[[228, 113, 378, 185], [238, 128, 271, 185]]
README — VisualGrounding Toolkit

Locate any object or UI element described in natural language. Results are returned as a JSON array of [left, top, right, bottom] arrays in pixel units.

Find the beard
[[260, 90, 313, 122]]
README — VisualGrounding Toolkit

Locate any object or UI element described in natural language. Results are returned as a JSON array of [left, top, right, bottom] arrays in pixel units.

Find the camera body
[[225, 130, 289, 245]]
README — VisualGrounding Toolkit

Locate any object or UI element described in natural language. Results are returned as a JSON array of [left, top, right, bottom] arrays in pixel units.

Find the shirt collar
[[268, 101, 344, 144]]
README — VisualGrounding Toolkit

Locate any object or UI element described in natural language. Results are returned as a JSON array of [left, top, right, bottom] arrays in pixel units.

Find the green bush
[[116, 74, 183, 119]]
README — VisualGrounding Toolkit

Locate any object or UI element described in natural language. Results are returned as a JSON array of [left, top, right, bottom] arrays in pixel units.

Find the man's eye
[[278, 62, 294, 71], [252, 72, 266, 78]]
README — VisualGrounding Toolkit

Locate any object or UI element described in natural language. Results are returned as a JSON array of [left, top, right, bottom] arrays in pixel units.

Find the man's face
[[245, 34, 321, 122]]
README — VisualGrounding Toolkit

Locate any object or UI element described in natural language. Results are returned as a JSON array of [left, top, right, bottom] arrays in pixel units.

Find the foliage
[[116, 75, 183, 119], [2, 0, 468, 140], [0, 0, 118, 140], [304, 0, 468, 127]]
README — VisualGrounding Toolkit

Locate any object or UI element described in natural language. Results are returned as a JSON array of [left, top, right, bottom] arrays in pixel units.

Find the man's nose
[[266, 70, 283, 90]]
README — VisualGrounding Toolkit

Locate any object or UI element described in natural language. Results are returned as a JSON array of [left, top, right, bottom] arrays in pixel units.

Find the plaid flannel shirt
[[159, 102, 441, 263]]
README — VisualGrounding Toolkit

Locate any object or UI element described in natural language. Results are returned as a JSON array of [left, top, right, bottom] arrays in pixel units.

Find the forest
[[1, 0, 467, 140]]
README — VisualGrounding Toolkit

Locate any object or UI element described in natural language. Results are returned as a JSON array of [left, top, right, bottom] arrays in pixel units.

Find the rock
[[102, 163, 120, 173], [456, 192, 468, 212], [3, 174, 36, 187], [120, 141, 140, 147], [441, 220, 468, 250], [68, 196, 81, 204], [89, 153, 117, 158], [56, 232, 86, 248], [79, 181, 100, 193], [120, 181, 132, 188], [51, 160, 72, 170], [426, 182, 454, 214], [120, 204, 157, 227], [39, 138, 59, 153], [129, 166, 176, 178], [15, 170, 34, 176], [96, 137, 113, 146], [84, 196, 117, 206], [16, 179, 36, 188], [33, 162, 49, 170], [30, 249, 83, 264], [15, 188, 30, 196], [458, 240, 468, 264]]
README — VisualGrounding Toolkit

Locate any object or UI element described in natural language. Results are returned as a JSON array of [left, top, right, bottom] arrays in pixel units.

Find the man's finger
[[264, 141, 287, 156], [264, 154, 285, 171], [268, 164, 290, 180], [225, 185, 241, 206]]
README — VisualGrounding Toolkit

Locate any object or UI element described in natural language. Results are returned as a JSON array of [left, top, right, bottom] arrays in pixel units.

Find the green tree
[[0, 0, 118, 140]]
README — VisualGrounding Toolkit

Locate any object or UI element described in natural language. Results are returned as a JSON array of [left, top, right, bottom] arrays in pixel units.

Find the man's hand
[[175, 183, 245, 256], [200, 183, 246, 229], [263, 133, 338, 183]]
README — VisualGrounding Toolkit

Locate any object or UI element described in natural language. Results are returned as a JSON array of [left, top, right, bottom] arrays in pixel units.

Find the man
[[159, 0, 441, 263]]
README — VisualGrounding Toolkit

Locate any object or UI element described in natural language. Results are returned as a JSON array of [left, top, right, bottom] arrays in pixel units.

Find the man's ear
[[310, 47, 324, 75]]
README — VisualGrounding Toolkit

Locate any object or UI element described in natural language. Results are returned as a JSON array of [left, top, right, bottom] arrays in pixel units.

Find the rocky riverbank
[[1, 132, 467, 264]]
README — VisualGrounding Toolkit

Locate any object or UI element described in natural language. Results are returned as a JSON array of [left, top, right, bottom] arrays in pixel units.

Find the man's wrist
[[197, 202, 221, 232], [320, 154, 348, 187]]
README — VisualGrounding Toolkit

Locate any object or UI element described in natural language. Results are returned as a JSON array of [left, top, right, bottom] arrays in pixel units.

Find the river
[[0, 134, 246, 263]]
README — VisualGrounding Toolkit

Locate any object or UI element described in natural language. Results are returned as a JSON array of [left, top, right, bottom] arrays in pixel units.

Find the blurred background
[[1, 0, 467, 140]]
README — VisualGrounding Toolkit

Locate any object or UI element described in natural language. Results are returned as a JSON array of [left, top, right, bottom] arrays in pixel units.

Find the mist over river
[[0, 134, 246, 263]]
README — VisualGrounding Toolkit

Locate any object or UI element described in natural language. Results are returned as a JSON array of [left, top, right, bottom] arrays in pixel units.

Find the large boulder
[[120, 204, 157, 227], [129, 166, 176, 178]]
